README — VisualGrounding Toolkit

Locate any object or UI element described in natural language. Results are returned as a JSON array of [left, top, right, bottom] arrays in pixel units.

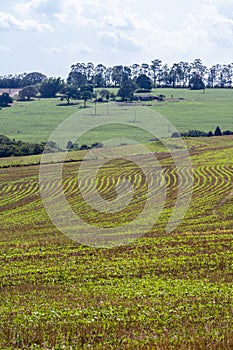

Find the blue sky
[[0, 0, 233, 78]]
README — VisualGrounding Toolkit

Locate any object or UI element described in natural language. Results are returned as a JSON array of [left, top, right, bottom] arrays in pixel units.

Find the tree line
[[1, 59, 233, 89], [66, 59, 233, 89], [0, 72, 47, 89]]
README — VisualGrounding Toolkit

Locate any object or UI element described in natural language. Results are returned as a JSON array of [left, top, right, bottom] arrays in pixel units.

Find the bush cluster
[[66, 141, 104, 151], [172, 126, 233, 138], [0, 93, 12, 108], [0, 135, 61, 158], [0, 135, 105, 158]]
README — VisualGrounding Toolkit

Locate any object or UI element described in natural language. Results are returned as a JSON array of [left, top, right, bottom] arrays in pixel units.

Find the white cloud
[[41, 46, 66, 55], [135, 0, 233, 63], [53, 13, 68, 23], [78, 43, 96, 55], [15, 0, 62, 16], [41, 43, 95, 56], [15, 0, 37, 15], [98, 30, 141, 52], [98, 31, 118, 49], [1, 0, 233, 76], [104, 16, 136, 31], [200, 1, 233, 42], [0, 11, 52, 31], [117, 32, 141, 52], [60, 0, 144, 29]]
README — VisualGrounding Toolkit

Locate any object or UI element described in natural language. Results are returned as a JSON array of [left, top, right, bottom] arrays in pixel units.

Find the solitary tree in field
[[81, 91, 93, 108], [19, 86, 38, 101], [117, 79, 137, 101], [80, 85, 94, 107], [60, 85, 80, 104]]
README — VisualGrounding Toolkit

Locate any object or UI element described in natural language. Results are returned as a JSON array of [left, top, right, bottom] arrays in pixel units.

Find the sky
[[0, 0, 233, 78]]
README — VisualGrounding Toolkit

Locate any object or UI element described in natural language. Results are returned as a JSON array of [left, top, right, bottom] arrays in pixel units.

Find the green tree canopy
[[0, 93, 12, 107], [136, 74, 153, 90], [79, 85, 94, 107], [117, 79, 137, 101], [189, 74, 205, 90], [81, 90, 93, 108], [39, 77, 64, 98], [22, 72, 47, 86], [19, 86, 38, 101], [60, 85, 80, 104]]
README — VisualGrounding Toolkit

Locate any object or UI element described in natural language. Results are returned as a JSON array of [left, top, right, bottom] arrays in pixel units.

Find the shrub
[[155, 94, 166, 101], [0, 92, 12, 107], [80, 144, 90, 150], [181, 130, 208, 137], [91, 142, 103, 149], [214, 126, 222, 136], [171, 132, 180, 138], [0, 135, 62, 157], [223, 130, 233, 135]]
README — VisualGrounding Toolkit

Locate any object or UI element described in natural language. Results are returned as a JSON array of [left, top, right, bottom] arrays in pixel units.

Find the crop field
[[0, 88, 232, 144], [0, 132, 233, 349]]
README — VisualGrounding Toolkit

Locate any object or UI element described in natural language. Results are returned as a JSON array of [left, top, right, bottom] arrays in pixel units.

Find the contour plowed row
[[0, 160, 232, 225]]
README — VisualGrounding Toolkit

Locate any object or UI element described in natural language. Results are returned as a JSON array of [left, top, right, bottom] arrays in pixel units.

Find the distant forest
[[0, 59, 233, 89]]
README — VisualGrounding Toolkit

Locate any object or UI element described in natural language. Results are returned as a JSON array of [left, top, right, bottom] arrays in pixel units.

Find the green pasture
[[0, 98, 77, 144], [0, 88, 232, 145], [149, 88, 233, 133]]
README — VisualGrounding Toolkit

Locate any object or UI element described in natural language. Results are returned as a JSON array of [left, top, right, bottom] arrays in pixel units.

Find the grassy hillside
[[0, 88, 232, 144], [149, 88, 233, 133], [0, 136, 232, 349]]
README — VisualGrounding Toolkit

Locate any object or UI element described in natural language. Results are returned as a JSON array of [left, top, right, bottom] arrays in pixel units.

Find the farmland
[[0, 136, 233, 349], [0, 125, 233, 348], [0, 88, 232, 144]]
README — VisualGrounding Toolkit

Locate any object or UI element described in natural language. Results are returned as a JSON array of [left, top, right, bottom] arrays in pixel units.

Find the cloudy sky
[[0, 0, 233, 78]]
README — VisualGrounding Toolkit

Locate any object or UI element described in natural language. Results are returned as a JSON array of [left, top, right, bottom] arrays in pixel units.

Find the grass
[[0, 135, 233, 348], [149, 88, 233, 133], [0, 98, 79, 144], [0, 88, 232, 145]]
